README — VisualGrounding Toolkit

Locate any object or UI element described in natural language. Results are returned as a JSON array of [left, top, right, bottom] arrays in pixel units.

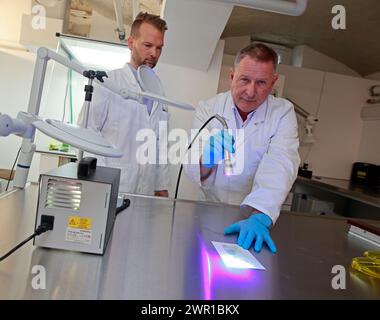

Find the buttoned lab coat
[[83, 64, 170, 194], [183, 92, 300, 224]]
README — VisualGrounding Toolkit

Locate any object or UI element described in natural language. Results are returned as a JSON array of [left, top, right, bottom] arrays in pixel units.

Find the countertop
[[0, 184, 379, 299], [296, 176, 380, 208]]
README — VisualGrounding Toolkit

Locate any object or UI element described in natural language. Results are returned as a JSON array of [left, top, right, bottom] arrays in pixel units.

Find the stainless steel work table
[[294, 176, 380, 220], [0, 184, 379, 299], [296, 176, 380, 209]]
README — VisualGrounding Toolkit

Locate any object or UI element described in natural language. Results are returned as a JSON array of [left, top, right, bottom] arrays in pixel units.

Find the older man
[[184, 43, 300, 253]]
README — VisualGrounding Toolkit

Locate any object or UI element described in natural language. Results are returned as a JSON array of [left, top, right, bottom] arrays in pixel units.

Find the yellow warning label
[[357, 171, 367, 177], [68, 216, 92, 230]]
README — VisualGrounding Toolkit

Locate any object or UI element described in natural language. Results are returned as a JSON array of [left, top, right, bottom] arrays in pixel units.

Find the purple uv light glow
[[200, 239, 255, 300]]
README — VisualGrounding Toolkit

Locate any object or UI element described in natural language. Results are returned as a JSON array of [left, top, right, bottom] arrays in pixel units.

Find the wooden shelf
[[0, 169, 14, 180]]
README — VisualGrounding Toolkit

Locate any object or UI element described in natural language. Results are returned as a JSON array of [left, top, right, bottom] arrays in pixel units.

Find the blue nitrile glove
[[201, 130, 235, 168], [224, 213, 277, 253]]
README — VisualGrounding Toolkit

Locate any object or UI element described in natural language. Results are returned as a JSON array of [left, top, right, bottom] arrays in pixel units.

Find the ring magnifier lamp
[[137, 65, 166, 97], [0, 46, 194, 189]]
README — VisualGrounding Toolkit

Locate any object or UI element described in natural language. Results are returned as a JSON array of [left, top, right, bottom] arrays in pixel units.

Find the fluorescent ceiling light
[[57, 33, 131, 71]]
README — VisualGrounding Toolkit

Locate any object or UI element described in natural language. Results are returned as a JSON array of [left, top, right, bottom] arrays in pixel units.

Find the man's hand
[[224, 213, 277, 253], [201, 130, 235, 168], [154, 190, 169, 197]]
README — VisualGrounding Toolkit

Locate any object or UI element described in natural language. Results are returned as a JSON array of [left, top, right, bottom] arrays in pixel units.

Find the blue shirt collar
[[231, 97, 268, 127]]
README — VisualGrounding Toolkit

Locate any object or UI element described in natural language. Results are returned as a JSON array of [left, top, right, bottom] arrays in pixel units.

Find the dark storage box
[[351, 162, 380, 188]]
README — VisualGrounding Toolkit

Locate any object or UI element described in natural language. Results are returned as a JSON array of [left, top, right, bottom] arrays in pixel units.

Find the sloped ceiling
[[88, 0, 163, 25], [221, 0, 380, 76], [160, 0, 233, 70]]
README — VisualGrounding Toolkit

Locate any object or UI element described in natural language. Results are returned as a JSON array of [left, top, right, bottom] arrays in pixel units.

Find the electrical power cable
[[0, 219, 54, 262], [61, 67, 70, 122], [69, 62, 73, 124], [61, 52, 73, 123], [115, 198, 131, 216], [174, 115, 219, 199], [170, 116, 222, 259]]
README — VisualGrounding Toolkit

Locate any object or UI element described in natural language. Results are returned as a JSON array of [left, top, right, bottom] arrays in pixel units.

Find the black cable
[[5, 148, 21, 192], [61, 67, 70, 122], [0, 224, 52, 262], [115, 198, 131, 216], [174, 116, 217, 199], [0, 233, 36, 262], [171, 117, 219, 256], [174, 165, 184, 200]]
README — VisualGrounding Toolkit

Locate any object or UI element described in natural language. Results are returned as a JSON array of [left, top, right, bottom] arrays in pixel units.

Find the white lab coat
[[80, 64, 170, 194], [183, 91, 300, 224]]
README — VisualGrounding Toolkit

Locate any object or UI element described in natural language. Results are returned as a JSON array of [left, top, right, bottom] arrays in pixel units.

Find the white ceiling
[[33, 0, 163, 23], [88, 0, 163, 25], [160, 0, 233, 70], [221, 0, 380, 76]]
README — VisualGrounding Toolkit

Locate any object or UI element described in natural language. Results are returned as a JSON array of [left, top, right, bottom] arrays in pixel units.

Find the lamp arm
[[0, 114, 28, 137], [13, 46, 193, 188]]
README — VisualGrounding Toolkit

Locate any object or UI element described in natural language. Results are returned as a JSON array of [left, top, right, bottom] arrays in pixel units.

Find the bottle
[[351, 251, 380, 279]]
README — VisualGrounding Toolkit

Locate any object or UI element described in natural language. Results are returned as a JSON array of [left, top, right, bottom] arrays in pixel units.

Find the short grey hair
[[234, 43, 278, 71]]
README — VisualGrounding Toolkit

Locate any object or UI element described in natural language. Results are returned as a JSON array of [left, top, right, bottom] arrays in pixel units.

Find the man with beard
[[80, 12, 170, 197]]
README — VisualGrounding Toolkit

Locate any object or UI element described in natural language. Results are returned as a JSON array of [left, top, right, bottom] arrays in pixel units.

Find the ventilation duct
[[211, 0, 308, 16]]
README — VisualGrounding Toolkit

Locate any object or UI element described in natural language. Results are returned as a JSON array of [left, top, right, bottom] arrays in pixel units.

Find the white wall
[[19, 14, 63, 51], [0, 0, 31, 42], [360, 73, 380, 165], [156, 41, 225, 199], [279, 65, 380, 179], [278, 64, 325, 116], [357, 76, 380, 166], [358, 121, 380, 165], [291, 45, 304, 68], [217, 54, 234, 93], [366, 72, 380, 81], [291, 45, 360, 77], [308, 73, 364, 179], [0, 1, 84, 185], [0, 48, 42, 182]]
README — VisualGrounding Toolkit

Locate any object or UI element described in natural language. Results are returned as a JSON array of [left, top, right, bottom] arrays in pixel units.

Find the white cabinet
[[278, 64, 380, 180]]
